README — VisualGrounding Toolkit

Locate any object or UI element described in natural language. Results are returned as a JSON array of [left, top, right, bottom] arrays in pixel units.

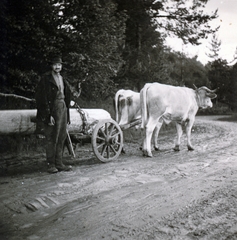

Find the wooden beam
[[0, 93, 35, 102], [120, 119, 142, 130]]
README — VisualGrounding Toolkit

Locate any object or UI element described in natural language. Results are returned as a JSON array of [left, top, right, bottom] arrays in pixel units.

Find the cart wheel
[[92, 119, 123, 162]]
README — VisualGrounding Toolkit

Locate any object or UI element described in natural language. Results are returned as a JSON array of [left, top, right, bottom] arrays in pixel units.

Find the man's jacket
[[35, 71, 71, 124]]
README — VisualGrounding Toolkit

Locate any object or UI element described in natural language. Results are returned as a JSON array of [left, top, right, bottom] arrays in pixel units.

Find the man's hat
[[49, 56, 63, 64]]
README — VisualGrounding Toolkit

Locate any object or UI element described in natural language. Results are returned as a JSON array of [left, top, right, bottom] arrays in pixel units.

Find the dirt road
[[0, 116, 237, 240]]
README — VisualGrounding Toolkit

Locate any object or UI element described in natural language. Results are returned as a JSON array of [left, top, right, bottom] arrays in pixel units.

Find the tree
[[207, 59, 231, 105], [164, 50, 209, 88], [0, 0, 59, 97], [206, 34, 234, 108], [114, 0, 218, 91], [206, 34, 221, 61], [155, 0, 218, 45], [229, 63, 237, 111], [58, 0, 127, 100], [114, 0, 167, 91], [0, 0, 127, 100], [0, 0, 218, 101], [229, 46, 237, 65]]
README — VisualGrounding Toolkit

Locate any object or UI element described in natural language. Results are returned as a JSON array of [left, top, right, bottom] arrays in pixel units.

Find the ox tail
[[140, 84, 150, 129], [114, 89, 124, 122]]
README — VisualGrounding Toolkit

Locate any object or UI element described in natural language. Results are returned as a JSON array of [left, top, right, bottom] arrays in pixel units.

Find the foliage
[[114, 0, 218, 91], [59, 0, 127, 100], [163, 50, 210, 88], [155, 0, 218, 45], [1, 0, 218, 101], [0, 0, 55, 97], [229, 63, 237, 111], [207, 59, 231, 105], [205, 34, 237, 111], [206, 34, 221, 60], [113, 0, 166, 91], [0, 0, 126, 100]]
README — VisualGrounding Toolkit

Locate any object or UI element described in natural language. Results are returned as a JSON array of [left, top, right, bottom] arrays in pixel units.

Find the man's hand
[[48, 116, 55, 126]]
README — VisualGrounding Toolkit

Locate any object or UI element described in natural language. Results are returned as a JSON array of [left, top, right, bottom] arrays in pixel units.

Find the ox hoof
[[154, 146, 159, 151], [188, 145, 194, 151], [173, 146, 180, 151], [143, 151, 153, 158], [121, 147, 126, 154]]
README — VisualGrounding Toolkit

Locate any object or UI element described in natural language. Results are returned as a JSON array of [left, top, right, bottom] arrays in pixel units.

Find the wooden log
[[0, 109, 111, 135]]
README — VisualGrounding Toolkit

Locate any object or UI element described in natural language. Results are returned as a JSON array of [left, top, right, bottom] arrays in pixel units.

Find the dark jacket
[[35, 71, 71, 124]]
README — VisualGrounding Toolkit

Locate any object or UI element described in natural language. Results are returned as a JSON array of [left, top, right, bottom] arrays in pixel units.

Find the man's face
[[52, 63, 62, 73]]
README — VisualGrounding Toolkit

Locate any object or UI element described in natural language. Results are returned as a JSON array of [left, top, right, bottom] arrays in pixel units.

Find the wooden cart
[[0, 106, 124, 162]]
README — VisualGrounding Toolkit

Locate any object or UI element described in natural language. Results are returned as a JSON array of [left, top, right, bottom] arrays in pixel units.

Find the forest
[[0, 0, 237, 112]]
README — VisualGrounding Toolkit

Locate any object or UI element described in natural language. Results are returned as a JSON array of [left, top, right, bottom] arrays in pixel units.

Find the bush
[[198, 102, 232, 115]]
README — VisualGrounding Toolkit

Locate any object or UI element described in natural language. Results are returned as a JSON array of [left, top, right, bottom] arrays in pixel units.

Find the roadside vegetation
[[1, 0, 237, 111]]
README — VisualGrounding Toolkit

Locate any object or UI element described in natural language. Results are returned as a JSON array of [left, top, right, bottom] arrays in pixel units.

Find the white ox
[[114, 89, 141, 127], [114, 89, 160, 151], [140, 83, 217, 157]]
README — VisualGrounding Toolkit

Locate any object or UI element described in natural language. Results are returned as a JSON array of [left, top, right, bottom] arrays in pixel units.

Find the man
[[35, 56, 72, 173]]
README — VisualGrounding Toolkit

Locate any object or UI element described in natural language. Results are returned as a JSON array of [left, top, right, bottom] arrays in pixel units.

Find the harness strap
[[195, 90, 201, 108]]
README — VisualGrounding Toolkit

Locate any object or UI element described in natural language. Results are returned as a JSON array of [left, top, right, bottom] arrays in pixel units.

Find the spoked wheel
[[92, 119, 123, 162]]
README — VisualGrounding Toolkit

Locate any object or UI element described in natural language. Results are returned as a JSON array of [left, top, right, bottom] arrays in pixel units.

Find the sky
[[165, 0, 237, 65]]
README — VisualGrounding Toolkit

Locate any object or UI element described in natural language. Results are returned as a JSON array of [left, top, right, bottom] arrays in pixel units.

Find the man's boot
[[48, 164, 58, 173], [55, 141, 72, 171], [55, 156, 72, 172], [56, 164, 72, 171]]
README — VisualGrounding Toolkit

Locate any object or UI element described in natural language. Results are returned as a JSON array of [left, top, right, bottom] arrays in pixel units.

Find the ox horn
[[197, 86, 218, 99], [212, 87, 219, 93], [199, 86, 218, 93], [193, 84, 198, 90], [206, 92, 217, 99]]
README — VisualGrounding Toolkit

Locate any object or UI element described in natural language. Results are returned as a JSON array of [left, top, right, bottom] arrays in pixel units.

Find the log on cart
[[0, 109, 124, 162]]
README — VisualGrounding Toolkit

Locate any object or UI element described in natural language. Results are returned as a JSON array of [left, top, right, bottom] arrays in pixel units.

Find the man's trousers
[[44, 99, 67, 167]]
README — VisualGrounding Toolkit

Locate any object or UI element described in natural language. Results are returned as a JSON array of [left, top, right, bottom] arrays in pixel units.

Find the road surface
[[0, 116, 236, 239]]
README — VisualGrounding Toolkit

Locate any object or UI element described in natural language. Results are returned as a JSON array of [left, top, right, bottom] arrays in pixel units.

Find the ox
[[114, 89, 160, 151], [114, 89, 141, 127], [140, 83, 217, 157]]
